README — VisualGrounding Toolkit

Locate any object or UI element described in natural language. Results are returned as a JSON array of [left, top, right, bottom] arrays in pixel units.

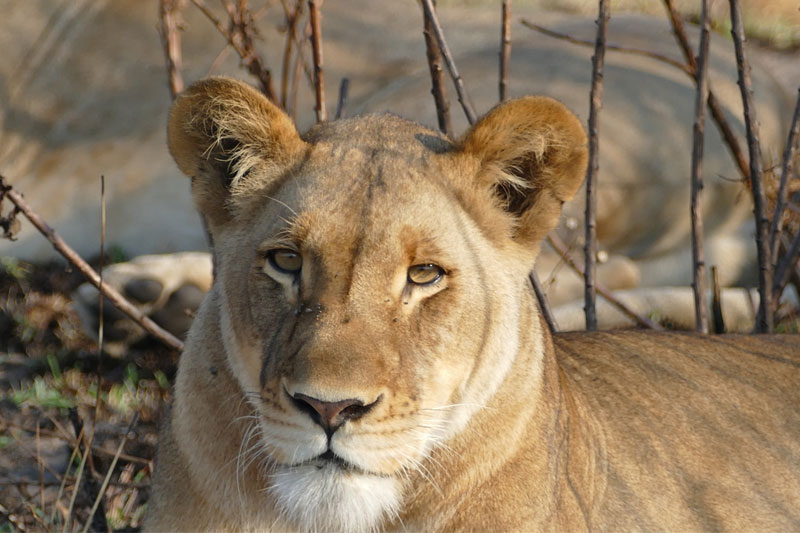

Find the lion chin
[[268, 462, 401, 533]]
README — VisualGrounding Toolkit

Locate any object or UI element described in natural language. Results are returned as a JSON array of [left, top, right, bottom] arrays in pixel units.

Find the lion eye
[[407, 264, 444, 286], [267, 249, 302, 274]]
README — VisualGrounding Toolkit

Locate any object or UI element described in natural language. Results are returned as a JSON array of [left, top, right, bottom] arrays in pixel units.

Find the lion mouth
[[316, 450, 353, 470], [289, 449, 362, 473]]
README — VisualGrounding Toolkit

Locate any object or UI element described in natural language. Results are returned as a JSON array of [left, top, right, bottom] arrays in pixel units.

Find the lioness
[[145, 77, 800, 532]]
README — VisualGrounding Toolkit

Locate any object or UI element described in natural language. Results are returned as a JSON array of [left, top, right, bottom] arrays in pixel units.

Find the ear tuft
[[168, 77, 307, 228], [460, 96, 587, 246]]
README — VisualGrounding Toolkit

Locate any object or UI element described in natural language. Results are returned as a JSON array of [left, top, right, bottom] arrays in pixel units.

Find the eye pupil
[[408, 264, 444, 285], [268, 249, 302, 274]]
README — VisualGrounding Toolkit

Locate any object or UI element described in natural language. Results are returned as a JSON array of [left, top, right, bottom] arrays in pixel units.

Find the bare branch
[[309, 0, 327, 122], [159, 0, 186, 99], [335, 77, 349, 120], [774, 230, 800, 304], [279, 0, 303, 109], [521, 20, 691, 74], [547, 235, 664, 330], [191, 0, 277, 101], [499, 0, 512, 102], [770, 87, 800, 265], [583, 0, 609, 331], [729, 0, 773, 332], [422, 0, 453, 138], [0, 175, 184, 352], [525, 14, 749, 182], [661, 0, 749, 182], [419, 0, 477, 124], [529, 271, 558, 333], [690, 0, 711, 333], [711, 265, 725, 333]]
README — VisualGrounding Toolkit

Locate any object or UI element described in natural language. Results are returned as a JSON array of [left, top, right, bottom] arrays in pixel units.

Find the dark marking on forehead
[[415, 133, 455, 154], [338, 148, 388, 298]]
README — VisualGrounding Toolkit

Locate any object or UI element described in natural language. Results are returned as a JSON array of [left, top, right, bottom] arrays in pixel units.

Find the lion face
[[167, 77, 587, 531]]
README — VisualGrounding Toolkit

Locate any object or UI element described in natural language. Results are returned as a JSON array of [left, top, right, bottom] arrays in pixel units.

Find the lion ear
[[168, 77, 307, 228], [459, 96, 587, 247]]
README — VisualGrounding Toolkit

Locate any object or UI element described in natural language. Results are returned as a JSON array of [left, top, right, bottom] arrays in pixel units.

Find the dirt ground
[[1, 1, 799, 531]]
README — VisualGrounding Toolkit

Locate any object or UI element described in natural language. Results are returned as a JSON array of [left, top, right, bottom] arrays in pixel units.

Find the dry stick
[[774, 228, 800, 302], [49, 427, 83, 527], [422, 0, 454, 138], [583, 0, 609, 331], [159, 0, 185, 99], [689, 0, 711, 333], [547, 235, 664, 330], [729, 0, 773, 332], [0, 176, 184, 351], [525, 15, 749, 182], [711, 265, 725, 333], [36, 419, 44, 513], [227, 0, 278, 101], [499, 0, 512, 102], [62, 444, 89, 533], [309, 0, 327, 122], [521, 21, 691, 75], [769, 87, 800, 267], [279, 0, 315, 88], [335, 77, 349, 120], [420, 0, 477, 125], [192, 0, 277, 101], [661, 0, 749, 181], [279, 0, 302, 109], [529, 271, 558, 333], [81, 414, 139, 533]]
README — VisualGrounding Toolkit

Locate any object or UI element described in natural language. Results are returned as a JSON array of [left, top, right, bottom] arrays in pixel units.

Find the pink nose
[[290, 392, 380, 436]]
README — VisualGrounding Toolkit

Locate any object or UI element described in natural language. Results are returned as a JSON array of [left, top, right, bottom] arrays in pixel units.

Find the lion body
[[145, 78, 800, 532]]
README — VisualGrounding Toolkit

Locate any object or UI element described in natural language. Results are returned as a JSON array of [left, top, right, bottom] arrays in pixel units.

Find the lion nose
[[290, 392, 380, 436]]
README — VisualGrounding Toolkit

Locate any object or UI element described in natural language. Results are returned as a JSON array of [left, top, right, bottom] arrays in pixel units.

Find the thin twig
[[690, 0, 711, 333], [159, 0, 186, 99], [729, 0, 773, 332], [334, 77, 349, 120], [1, 417, 154, 466], [499, 0, 512, 102], [521, 20, 691, 75], [661, 0, 749, 181], [62, 443, 89, 533], [524, 15, 749, 182], [770, 87, 800, 266], [279, 0, 302, 109], [774, 228, 800, 301], [48, 427, 83, 527], [529, 271, 557, 333], [278, 0, 315, 89], [0, 176, 184, 351], [191, 0, 277, 101], [547, 235, 664, 330], [422, 0, 453, 138], [309, 0, 327, 122], [289, 18, 312, 120], [420, 0, 477, 125], [583, 0, 609, 331], [711, 265, 725, 333], [81, 415, 139, 533]]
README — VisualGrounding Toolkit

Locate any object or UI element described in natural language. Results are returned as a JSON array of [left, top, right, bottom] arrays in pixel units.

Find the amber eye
[[407, 264, 444, 286], [267, 249, 302, 274]]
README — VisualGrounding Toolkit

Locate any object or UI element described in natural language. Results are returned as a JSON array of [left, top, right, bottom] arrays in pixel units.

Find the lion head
[[160, 76, 586, 531]]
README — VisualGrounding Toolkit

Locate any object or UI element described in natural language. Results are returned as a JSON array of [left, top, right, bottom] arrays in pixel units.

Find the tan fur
[[146, 77, 800, 532]]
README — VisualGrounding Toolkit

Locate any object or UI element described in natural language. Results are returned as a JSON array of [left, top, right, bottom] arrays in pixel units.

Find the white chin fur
[[268, 464, 401, 533]]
